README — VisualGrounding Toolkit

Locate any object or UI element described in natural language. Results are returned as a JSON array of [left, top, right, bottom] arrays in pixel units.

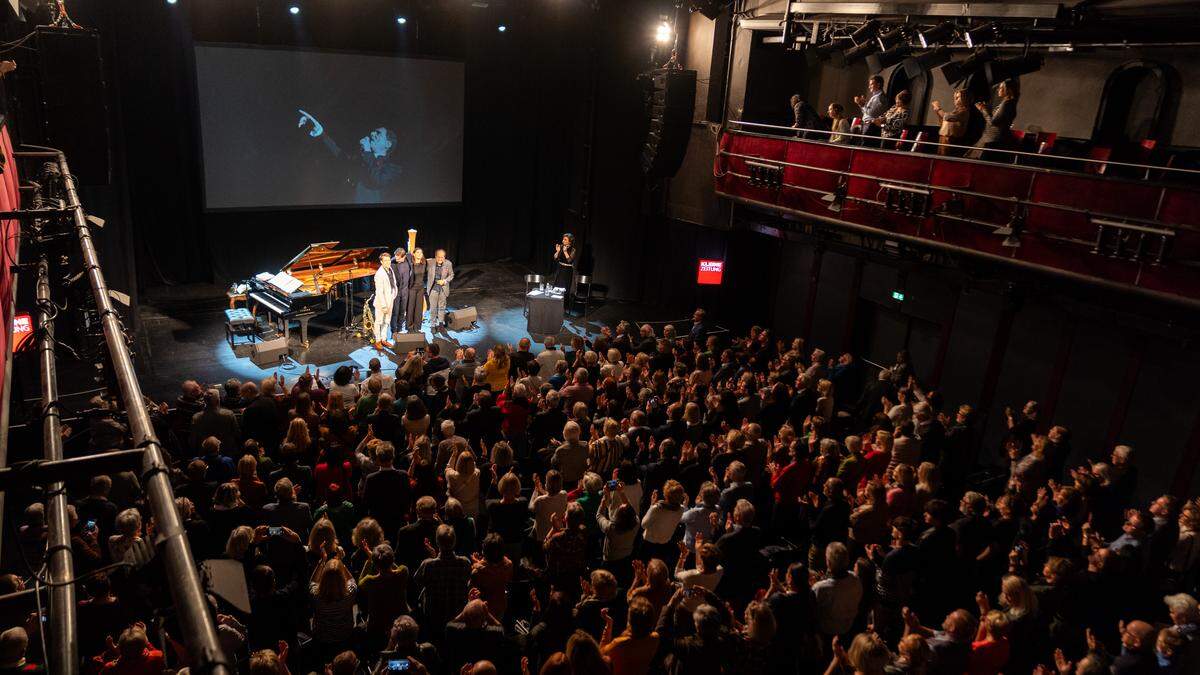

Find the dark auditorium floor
[[134, 261, 663, 402]]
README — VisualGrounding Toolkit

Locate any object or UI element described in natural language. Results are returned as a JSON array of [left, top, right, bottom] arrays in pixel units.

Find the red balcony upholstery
[[0, 121, 19, 391], [714, 130, 1200, 307]]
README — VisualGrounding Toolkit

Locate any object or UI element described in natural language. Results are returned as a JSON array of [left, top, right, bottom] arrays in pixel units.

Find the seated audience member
[[828, 103, 850, 144]]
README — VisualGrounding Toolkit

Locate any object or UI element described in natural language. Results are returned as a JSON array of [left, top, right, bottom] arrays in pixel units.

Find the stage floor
[[134, 262, 663, 401]]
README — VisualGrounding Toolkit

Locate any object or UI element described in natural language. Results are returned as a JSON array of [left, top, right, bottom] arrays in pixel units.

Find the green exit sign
[[892, 290, 905, 301]]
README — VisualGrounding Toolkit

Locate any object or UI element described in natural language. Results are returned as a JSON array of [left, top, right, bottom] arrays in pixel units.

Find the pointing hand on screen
[[297, 109, 324, 138]]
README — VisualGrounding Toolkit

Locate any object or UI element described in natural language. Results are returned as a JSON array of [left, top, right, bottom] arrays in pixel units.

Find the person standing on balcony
[[968, 79, 1020, 160], [932, 89, 970, 156], [853, 75, 888, 136], [790, 94, 820, 138], [880, 91, 912, 146]]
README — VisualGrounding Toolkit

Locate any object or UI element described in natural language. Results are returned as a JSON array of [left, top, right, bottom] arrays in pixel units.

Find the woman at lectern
[[551, 233, 576, 291]]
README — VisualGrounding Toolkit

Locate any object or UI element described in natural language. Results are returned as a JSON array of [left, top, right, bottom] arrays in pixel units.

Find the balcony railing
[[714, 121, 1200, 308]]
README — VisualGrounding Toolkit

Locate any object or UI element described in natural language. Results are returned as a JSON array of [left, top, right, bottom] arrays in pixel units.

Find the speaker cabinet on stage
[[250, 336, 289, 367], [640, 69, 696, 179], [11, 28, 111, 185], [445, 307, 478, 331], [392, 332, 428, 354]]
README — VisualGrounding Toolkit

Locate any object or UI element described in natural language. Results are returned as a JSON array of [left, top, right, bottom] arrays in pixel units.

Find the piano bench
[[225, 308, 255, 327], [225, 308, 261, 351]]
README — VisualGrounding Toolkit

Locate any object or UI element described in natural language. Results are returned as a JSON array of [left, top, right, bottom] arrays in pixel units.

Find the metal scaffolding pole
[[56, 153, 230, 674], [36, 255, 77, 675]]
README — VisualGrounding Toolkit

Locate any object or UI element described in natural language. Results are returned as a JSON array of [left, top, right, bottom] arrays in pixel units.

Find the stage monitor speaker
[[392, 332, 428, 354], [445, 306, 478, 330], [250, 336, 289, 367], [640, 69, 696, 179], [16, 28, 112, 185]]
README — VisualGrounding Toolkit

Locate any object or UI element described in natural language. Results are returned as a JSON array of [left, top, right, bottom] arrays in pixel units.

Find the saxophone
[[360, 295, 374, 340]]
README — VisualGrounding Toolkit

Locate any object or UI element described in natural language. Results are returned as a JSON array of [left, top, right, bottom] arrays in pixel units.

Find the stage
[[133, 261, 663, 401]]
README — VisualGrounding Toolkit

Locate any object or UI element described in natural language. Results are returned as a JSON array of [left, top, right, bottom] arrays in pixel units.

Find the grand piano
[[243, 241, 387, 348]]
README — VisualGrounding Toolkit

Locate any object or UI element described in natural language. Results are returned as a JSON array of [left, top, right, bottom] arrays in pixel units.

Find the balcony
[[714, 121, 1200, 309]]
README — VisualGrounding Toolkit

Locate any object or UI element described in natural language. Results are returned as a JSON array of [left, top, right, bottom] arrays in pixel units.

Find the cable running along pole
[[57, 153, 230, 675], [36, 255, 77, 675]]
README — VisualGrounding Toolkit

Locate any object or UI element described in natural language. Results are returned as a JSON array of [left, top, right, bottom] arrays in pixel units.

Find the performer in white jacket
[[372, 251, 397, 349]]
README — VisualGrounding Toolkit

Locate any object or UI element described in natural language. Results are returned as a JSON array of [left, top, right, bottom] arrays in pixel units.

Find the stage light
[[866, 44, 911, 73], [918, 21, 957, 48], [842, 40, 878, 64], [289, 5, 300, 15], [166, 0, 177, 4], [964, 22, 996, 48], [985, 54, 1044, 83], [840, 20, 880, 64], [396, 16, 407, 24], [497, 24, 507, 32], [940, 47, 993, 85], [875, 25, 908, 51], [902, 45, 950, 75], [846, 20, 880, 46], [655, 20, 672, 44]]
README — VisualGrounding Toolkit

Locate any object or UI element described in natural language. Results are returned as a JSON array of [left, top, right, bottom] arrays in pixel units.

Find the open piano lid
[[281, 241, 389, 274]]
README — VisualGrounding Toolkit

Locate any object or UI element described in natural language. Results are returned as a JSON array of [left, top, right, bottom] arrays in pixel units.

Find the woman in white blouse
[[640, 479, 688, 567]]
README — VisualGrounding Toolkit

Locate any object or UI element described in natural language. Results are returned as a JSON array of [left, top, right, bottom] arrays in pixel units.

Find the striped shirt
[[589, 435, 628, 476]]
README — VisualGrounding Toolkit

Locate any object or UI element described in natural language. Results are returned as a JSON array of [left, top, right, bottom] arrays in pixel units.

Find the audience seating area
[[5, 319, 1199, 675]]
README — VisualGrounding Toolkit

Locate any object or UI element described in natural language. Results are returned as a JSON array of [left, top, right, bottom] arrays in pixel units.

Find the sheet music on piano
[[268, 271, 305, 294]]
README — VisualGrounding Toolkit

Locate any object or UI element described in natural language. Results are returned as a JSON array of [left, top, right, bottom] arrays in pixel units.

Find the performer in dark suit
[[390, 247, 414, 336], [425, 249, 455, 329]]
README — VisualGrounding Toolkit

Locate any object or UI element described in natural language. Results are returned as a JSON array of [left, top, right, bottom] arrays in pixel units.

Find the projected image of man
[[297, 109, 402, 203]]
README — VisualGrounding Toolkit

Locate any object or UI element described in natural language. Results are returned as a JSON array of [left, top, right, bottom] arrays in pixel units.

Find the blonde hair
[[847, 632, 891, 675], [498, 472, 521, 499], [307, 517, 339, 553], [286, 417, 310, 449], [226, 525, 254, 559], [1000, 575, 1037, 617], [563, 421, 582, 442], [603, 418, 620, 438], [315, 559, 350, 602], [237, 454, 257, 478]]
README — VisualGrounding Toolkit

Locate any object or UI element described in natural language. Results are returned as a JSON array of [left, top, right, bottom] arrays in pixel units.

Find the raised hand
[[631, 559, 646, 583], [297, 109, 324, 137], [1054, 648, 1074, 674]]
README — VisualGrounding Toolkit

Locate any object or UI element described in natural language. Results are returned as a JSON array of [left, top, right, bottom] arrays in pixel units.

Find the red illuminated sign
[[697, 259, 724, 285], [12, 314, 32, 352]]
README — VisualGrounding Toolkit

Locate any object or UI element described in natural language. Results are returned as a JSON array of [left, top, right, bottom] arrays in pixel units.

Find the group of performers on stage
[[368, 233, 577, 351], [370, 247, 454, 349]]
